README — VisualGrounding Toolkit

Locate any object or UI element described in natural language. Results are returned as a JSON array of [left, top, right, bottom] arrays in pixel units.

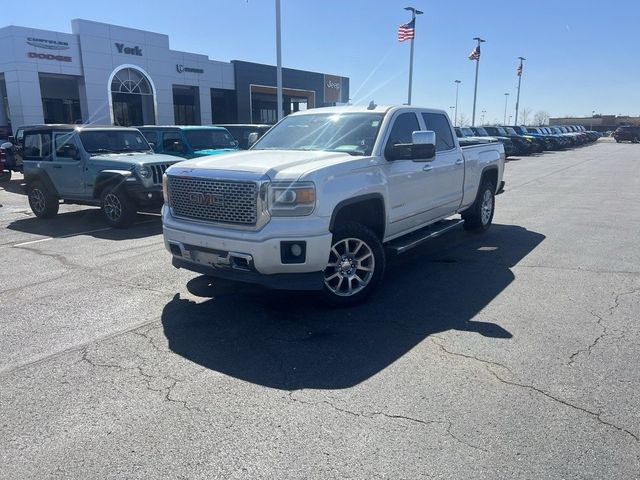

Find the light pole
[[449, 106, 455, 121], [591, 110, 595, 131], [481, 110, 486, 125], [454, 80, 461, 127], [470, 37, 486, 126], [514, 56, 526, 125], [508, 115, 513, 125], [275, 0, 283, 121], [403, 6, 423, 105], [503, 93, 510, 125]]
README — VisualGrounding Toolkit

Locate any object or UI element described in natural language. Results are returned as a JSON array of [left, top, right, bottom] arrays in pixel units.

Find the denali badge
[[188, 192, 224, 206]]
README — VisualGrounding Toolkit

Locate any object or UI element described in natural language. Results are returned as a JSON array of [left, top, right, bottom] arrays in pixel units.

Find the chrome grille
[[168, 176, 258, 225], [150, 163, 173, 184]]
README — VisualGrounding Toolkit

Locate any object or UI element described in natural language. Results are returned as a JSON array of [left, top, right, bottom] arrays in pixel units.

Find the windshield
[[253, 112, 385, 156], [461, 128, 475, 136], [496, 127, 508, 136], [474, 127, 489, 136], [185, 129, 237, 150], [79, 130, 151, 154], [505, 127, 518, 135]]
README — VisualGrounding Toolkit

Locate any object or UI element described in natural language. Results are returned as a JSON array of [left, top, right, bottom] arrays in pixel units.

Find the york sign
[[115, 43, 142, 56]]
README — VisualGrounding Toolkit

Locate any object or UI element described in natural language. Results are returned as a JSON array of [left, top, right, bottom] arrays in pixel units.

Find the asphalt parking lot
[[1, 138, 638, 479]]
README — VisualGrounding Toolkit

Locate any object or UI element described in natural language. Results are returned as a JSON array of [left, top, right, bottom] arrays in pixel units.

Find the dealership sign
[[324, 74, 342, 103], [176, 64, 204, 74], [26, 37, 69, 50], [27, 52, 72, 62], [115, 43, 142, 56]]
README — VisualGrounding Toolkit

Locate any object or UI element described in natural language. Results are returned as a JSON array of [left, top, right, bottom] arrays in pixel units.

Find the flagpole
[[514, 57, 525, 125], [275, 0, 283, 121], [404, 7, 423, 105], [471, 36, 485, 127]]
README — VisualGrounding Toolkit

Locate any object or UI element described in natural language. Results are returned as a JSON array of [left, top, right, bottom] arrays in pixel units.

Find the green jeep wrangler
[[22, 125, 180, 228]]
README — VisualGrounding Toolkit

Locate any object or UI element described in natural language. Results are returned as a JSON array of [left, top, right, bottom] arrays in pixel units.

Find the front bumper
[[125, 183, 164, 205], [162, 206, 333, 281]]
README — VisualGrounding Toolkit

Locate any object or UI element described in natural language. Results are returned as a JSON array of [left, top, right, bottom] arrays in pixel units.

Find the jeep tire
[[28, 180, 59, 218], [101, 187, 136, 228]]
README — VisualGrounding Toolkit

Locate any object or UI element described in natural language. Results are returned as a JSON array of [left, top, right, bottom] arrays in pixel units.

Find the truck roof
[[287, 105, 448, 116], [136, 125, 228, 131], [21, 124, 142, 133]]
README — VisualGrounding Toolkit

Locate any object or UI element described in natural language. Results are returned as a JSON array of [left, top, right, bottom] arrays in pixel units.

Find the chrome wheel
[[103, 192, 122, 222], [481, 189, 493, 226], [324, 237, 375, 297], [29, 188, 46, 214]]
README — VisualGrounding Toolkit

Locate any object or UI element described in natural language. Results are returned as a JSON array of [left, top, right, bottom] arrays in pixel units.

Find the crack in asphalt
[[568, 310, 607, 366], [287, 392, 489, 453], [80, 346, 201, 412], [430, 337, 514, 375], [430, 336, 639, 443]]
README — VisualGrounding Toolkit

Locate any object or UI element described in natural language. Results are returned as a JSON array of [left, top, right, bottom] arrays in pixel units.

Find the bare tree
[[533, 111, 550, 126], [458, 113, 469, 127], [519, 108, 531, 125]]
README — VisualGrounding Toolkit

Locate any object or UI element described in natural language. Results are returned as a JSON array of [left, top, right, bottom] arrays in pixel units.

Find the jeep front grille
[[168, 176, 258, 225], [150, 164, 172, 184]]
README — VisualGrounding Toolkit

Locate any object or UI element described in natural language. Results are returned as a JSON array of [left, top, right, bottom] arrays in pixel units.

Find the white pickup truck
[[162, 105, 505, 305]]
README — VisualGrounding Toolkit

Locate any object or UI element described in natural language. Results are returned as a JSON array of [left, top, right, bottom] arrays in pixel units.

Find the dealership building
[[0, 19, 349, 134]]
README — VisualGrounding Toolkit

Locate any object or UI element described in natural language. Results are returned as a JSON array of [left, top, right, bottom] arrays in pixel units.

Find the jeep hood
[[169, 149, 361, 180], [89, 152, 178, 166]]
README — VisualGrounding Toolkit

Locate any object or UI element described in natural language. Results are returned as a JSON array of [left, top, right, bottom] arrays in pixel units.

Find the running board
[[386, 219, 464, 255]]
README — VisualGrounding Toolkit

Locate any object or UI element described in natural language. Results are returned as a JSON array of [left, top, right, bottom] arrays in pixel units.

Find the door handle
[[455, 159, 464, 166], [53, 165, 62, 169], [422, 165, 433, 172]]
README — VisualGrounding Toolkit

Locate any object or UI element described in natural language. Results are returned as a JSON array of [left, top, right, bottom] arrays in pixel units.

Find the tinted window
[[422, 113, 455, 151], [79, 130, 150, 153], [54, 132, 77, 159], [23, 132, 52, 159], [185, 129, 237, 149], [162, 132, 188, 154], [385, 112, 420, 149], [140, 130, 158, 145]]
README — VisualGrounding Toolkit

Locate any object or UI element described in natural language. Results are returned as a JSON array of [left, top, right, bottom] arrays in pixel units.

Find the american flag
[[517, 61, 523, 76], [397, 19, 415, 42], [468, 45, 480, 60]]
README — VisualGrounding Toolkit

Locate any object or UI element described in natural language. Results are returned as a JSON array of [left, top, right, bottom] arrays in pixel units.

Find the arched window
[[110, 68, 153, 95]]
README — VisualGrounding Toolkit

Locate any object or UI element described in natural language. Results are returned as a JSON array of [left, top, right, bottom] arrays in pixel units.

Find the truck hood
[[170, 149, 360, 180]]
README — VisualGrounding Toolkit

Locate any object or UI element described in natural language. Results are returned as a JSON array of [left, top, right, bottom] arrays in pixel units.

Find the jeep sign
[[324, 74, 342, 104]]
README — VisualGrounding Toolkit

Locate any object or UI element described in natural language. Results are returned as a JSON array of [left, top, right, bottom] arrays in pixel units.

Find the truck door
[[50, 132, 86, 197], [420, 112, 465, 217], [383, 111, 441, 237]]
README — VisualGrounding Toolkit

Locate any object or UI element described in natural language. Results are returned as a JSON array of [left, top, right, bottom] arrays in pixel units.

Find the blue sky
[[5, 0, 638, 124]]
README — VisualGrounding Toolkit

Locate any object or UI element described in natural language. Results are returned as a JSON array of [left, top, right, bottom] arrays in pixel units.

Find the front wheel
[[101, 187, 136, 228], [321, 222, 386, 307], [462, 180, 495, 232]]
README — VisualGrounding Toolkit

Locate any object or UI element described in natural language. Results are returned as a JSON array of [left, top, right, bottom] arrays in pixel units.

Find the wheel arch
[[329, 194, 386, 240], [25, 168, 59, 197], [93, 170, 133, 199]]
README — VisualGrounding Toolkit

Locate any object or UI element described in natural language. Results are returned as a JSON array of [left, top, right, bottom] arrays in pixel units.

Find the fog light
[[280, 241, 306, 264]]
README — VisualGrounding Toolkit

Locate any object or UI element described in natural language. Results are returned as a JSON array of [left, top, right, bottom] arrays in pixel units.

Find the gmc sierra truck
[[162, 105, 505, 305]]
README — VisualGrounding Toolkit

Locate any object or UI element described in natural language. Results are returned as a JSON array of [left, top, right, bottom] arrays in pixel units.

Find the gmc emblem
[[189, 192, 224, 206]]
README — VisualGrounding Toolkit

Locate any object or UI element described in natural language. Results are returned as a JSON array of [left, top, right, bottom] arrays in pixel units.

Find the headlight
[[137, 165, 151, 179], [162, 174, 169, 204], [267, 182, 315, 216]]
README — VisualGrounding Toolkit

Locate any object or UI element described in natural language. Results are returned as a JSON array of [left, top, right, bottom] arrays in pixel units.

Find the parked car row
[[612, 125, 640, 143], [455, 124, 600, 157]]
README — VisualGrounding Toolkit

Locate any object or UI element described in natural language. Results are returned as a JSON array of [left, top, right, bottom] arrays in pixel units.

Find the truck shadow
[[6, 209, 162, 241], [161, 224, 545, 390]]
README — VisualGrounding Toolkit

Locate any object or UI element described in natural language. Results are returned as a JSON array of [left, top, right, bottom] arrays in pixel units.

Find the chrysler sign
[[26, 37, 70, 50], [177, 64, 204, 74]]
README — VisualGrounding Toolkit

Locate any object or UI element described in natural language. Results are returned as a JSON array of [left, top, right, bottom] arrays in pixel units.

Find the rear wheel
[[28, 181, 59, 218], [462, 180, 495, 232], [101, 187, 136, 228], [321, 222, 385, 307]]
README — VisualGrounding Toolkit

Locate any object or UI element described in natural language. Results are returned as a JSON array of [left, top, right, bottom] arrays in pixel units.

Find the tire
[[0, 170, 11, 181], [462, 180, 495, 232], [321, 222, 386, 307], [633, 136, 639, 144], [28, 180, 59, 218], [101, 186, 137, 228]]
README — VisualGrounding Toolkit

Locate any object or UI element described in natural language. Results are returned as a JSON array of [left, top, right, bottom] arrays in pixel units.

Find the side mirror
[[385, 130, 436, 161], [247, 132, 259, 147], [232, 140, 239, 148]]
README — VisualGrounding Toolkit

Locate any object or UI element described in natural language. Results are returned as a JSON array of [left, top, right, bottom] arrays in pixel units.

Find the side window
[[54, 133, 78, 159], [162, 132, 187, 154], [385, 112, 420, 153], [23, 133, 52, 160], [422, 113, 455, 152], [141, 130, 158, 146]]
